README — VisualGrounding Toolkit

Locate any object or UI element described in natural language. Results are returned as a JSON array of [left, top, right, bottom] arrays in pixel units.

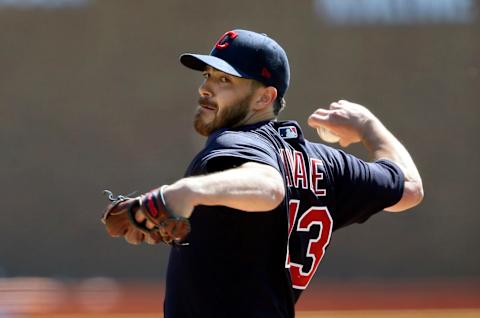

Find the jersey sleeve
[[325, 148, 405, 229], [200, 131, 281, 173]]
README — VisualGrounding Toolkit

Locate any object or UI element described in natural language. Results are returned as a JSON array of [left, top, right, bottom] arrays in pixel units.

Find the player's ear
[[253, 86, 277, 110]]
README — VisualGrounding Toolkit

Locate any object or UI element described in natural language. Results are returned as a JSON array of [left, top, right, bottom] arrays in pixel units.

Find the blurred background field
[[1, 277, 479, 316], [0, 0, 479, 316]]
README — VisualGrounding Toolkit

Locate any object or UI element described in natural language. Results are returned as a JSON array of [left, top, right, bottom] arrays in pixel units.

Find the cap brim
[[180, 53, 243, 78]]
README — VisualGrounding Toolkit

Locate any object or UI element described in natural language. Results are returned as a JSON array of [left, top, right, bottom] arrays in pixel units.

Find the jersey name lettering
[[280, 148, 326, 197]]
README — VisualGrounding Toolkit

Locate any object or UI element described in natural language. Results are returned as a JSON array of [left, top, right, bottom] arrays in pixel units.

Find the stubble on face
[[194, 92, 253, 136]]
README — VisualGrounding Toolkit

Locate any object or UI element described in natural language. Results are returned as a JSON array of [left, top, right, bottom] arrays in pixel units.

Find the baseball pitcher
[[102, 29, 423, 318]]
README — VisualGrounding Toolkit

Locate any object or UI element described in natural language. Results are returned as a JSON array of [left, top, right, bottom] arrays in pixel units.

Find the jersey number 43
[[285, 200, 333, 290]]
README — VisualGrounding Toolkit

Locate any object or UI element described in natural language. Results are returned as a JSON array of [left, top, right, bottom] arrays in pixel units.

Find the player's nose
[[198, 80, 213, 97]]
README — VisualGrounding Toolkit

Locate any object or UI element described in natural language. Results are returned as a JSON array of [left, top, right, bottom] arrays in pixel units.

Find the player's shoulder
[[206, 120, 278, 149], [197, 121, 283, 172]]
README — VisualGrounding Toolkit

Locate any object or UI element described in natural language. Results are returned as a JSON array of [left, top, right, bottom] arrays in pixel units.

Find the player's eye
[[202, 72, 210, 79]]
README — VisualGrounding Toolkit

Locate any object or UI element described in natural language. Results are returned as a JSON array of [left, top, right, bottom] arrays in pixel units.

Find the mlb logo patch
[[279, 126, 298, 139]]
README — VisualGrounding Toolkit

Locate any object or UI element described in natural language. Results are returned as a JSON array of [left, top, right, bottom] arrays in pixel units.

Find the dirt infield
[[299, 309, 480, 318], [2, 278, 479, 317], [24, 309, 480, 318]]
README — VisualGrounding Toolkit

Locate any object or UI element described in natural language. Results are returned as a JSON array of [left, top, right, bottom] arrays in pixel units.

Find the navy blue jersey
[[164, 120, 404, 318]]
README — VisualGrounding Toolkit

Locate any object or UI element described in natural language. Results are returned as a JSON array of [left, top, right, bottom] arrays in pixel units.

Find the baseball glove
[[101, 186, 191, 245]]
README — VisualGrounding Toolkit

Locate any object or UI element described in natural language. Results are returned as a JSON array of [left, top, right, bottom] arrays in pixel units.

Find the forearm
[[362, 118, 420, 182], [361, 117, 424, 211], [164, 162, 285, 215]]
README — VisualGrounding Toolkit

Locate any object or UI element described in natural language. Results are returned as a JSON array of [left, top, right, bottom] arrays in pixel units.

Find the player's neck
[[235, 109, 275, 127]]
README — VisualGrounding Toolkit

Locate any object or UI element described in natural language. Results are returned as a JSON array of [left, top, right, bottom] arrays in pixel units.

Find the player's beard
[[194, 93, 253, 136]]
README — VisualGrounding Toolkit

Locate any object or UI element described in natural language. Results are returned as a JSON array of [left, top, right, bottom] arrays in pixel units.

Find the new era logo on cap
[[278, 126, 298, 139]]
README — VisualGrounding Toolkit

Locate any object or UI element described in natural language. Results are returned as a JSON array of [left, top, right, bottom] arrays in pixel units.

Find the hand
[[135, 182, 196, 224], [102, 198, 163, 245], [308, 100, 377, 147], [133, 182, 194, 244], [102, 186, 192, 245]]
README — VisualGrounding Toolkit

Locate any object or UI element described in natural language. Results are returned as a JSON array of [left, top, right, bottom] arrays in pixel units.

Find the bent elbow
[[412, 181, 424, 207], [385, 180, 424, 212], [402, 180, 424, 211]]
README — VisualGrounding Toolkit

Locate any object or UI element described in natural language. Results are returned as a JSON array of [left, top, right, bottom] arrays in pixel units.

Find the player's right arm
[[308, 100, 423, 212]]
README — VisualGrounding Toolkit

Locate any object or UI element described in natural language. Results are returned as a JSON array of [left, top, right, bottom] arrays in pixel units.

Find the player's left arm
[[308, 100, 423, 212]]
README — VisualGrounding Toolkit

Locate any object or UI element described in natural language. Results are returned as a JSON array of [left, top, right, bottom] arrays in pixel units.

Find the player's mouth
[[199, 104, 216, 111], [198, 98, 217, 112]]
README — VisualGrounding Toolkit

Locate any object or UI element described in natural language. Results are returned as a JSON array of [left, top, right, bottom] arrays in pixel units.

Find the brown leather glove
[[101, 188, 190, 245]]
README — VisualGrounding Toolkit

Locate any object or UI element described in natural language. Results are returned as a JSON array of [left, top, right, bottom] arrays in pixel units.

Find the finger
[[312, 107, 330, 115], [135, 210, 146, 223], [338, 99, 349, 104], [339, 139, 351, 148], [308, 108, 329, 125], [329, 102, 342, 110], [146, 220, 156, 230], [144, 235, 155, 245], [124, 229, 144, 245], [308, 113, 334, 129], [145, 232, 163, 245]]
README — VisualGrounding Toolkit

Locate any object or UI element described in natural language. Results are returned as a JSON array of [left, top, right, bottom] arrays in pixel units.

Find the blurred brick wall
[[0, 0, 478, 280]]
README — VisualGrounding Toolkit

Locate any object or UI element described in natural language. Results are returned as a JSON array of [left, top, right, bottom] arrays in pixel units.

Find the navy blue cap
[[180, 29, 290, 99]]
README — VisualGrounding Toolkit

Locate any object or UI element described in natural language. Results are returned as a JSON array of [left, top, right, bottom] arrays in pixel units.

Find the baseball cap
[[180, 29, 290, 99]]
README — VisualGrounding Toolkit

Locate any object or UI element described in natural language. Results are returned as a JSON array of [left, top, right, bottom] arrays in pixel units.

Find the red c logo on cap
[[215, 31, 238, 49]]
